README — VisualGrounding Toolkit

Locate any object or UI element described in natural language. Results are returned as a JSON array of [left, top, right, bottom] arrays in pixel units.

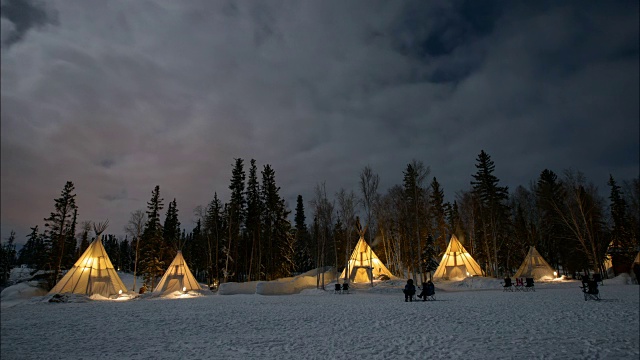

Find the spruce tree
[[402, 161, 429, 282], [62, 208, 78, 270], [430, 177, 447, 252], [162, 198, 181, 264], [1, 231, 17, 287], [420, 234, 439, 281], [535, 169, 565, 273], [245, 159, 262, 281], [140, 185, 165, 289], [261, 164, 292, 279], [204, 193, 224, 285], [43, 181, 78, 287], [294, 195, 313, 273], [471, 150, 510, 277], [225, 159, 245, 282], [607, 175, 633, 275]]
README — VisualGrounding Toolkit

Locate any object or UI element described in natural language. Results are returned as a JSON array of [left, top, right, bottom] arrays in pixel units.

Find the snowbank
[[0, 281, 48, 308], [218, 281, 259, 295], [219, 267, 336, 295]]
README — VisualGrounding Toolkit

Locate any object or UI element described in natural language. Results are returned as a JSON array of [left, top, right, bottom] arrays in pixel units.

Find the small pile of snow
[[606, 273, 634, 285], [0, 281, 48, 307], [9, 267, 37, 283]]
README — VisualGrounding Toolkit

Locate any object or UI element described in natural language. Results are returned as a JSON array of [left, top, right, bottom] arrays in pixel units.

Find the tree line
[[2, 150, 638, 290]]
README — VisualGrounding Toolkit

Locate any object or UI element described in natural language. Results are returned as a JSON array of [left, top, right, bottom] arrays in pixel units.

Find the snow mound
[[1, 281, 48, 307], [219, 267, 335, 295], [606, 273, 634, 285]]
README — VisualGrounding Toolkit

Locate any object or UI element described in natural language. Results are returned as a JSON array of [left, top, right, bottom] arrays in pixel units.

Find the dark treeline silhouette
[[4, 151, 639, 291]]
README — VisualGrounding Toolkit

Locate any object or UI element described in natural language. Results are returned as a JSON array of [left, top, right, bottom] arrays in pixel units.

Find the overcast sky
[[1, 0, 638, 245]]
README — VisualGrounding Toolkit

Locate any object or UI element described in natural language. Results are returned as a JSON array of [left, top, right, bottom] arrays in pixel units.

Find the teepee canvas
[[340, 236, 394, 283], [153, 251, 201, 294], [433, 235, 483, 280], [514, 246, 555, 280], [48, 221, 127, 298]]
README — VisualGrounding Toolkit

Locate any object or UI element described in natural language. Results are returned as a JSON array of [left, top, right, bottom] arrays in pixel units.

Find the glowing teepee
[[514, 246, 555, 280], [433, 235, 483, 280], [340, 221, 394, 283], [48, 221, 127, 298], [153, 251, 201, 295]]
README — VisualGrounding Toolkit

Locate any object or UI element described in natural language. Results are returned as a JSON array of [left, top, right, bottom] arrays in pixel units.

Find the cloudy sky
[[1, 0, 638, 245]]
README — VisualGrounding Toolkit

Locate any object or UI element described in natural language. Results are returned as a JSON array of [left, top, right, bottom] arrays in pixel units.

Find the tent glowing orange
[[153, 251, 201, 295], [433, 235, 483, 280], [48, 223, 127, 298], [514, 246, 555, 280], [340, 237, 394, 283]]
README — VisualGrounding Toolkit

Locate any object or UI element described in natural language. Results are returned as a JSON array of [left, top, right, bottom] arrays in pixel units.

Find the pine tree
[[535, 169, 566, 273], [162, 198, 181, 264], [607, 175, 634, 275], [140, 185, 165, 289], [430, 177, 447, 253], [261, 164, 292, 279], [420, 234, 439, 280], [43, 181, 78, 287], [402, 161, 429, 282], [245, 159, 262, 281], [204, 193, 224, 285], [1, 231, 17, 287], [470, 150, 510, 277], [62, 208, 78, 270], [225, 158, 245, 282], [18, 226, 45, 269], [294, 195, 313, 273]]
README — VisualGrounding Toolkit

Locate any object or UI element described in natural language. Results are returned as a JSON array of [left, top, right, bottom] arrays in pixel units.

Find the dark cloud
[[1, 0, 638, 245], [1, 0, 57, 47]]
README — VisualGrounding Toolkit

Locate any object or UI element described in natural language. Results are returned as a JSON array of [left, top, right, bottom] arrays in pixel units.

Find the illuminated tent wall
[[514, 246, 555, 280], [153, 251, 201, 294], [48, 221, 127, 298], [433, 235, 483, 280], [339, 237, 394, 283]]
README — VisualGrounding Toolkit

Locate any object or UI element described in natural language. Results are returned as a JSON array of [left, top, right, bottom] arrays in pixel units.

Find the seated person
[[417, 280, 435, 299], [425, 280, 435, 296], [403, 279, 416, 302]]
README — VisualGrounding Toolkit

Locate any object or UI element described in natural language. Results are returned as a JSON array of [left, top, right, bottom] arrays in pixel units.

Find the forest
[[1, 150, 638, 290]]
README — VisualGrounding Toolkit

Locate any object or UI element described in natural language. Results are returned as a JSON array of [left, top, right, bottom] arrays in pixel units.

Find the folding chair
[[341, 283, 350, 294], [514, 278, 524, 292], [580, 280, 600, 301], [592, 273, 603, 285], [524, 278, 535, 292], [424, 283, 436, 301], [502, 277, 514, 292]]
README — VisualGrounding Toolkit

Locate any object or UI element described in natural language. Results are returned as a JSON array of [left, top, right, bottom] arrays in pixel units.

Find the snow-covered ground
[[1, 272, 638, 360]]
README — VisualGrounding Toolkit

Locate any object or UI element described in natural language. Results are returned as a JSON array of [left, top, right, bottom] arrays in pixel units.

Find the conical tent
[[340, 237, 394, 283], [514, 246, 555, 280], [48, 234, 127, 298], [153, 251, 201, 294], [433, 235, 483, 280]]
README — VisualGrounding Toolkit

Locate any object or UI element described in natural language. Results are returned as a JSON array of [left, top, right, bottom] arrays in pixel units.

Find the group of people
[[403, 279, 435, 302]]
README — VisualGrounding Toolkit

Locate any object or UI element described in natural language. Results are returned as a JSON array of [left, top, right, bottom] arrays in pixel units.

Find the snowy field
[[1, 274, 639, 360]]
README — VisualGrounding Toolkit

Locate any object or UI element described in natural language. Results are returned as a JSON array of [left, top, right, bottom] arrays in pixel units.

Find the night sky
[[1, 0, 638, 245]]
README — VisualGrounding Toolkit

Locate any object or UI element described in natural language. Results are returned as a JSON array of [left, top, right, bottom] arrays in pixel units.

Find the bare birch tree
[[124, 209, 146, 292]]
